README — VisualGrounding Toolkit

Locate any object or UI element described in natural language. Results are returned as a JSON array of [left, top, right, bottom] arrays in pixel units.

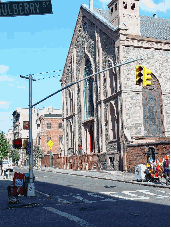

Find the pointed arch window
[[109, 102, 117, 140], [68, 89, 73, 115], [68, 121, 73, 148], [107, 60, 116, 97], [83, 58, 94, 119], [142, 74, 165, 136]]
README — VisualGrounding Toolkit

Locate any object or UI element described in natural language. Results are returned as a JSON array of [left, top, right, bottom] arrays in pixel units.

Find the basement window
[[131, 3, 135, 10]]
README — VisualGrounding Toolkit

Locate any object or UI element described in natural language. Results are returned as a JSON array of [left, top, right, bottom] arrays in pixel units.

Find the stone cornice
[[121, 34, 170, 50], [127, 140, 170, 147]]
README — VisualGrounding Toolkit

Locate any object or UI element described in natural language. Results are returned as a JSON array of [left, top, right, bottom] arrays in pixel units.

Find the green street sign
[[0, 0, 53, 17]]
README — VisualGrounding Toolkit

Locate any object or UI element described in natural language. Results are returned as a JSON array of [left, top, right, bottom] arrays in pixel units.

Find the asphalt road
[[0, 167, 170, 227]]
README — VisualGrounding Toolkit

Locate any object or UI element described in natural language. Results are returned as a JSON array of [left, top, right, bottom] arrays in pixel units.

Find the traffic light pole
[[20, 74, 36, 197], [27, 74, 35, 196]]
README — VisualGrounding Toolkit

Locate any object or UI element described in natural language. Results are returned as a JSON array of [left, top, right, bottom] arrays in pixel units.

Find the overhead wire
[[22, 70, 63, 81]]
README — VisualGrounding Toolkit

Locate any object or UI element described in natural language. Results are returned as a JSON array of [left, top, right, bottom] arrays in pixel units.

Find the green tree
[[0, 131, 10, 174], [33, 145, 44, 166], [9, 148, 20, 163], [0, 131, 10, 162]]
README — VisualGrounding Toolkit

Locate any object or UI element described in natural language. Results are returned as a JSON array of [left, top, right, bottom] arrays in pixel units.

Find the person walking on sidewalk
[[163, 155, 170, 185]]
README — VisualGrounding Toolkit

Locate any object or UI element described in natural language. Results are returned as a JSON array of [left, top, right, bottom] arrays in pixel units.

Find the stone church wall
[[122, 45, 170, 137]]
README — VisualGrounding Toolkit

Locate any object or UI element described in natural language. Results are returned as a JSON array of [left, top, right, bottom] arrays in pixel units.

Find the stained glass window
[[83, 59, 94, 119]]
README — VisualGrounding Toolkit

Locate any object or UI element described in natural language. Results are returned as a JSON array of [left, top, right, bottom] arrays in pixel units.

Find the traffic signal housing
[[135, 65, 143, 85], [143, 67, 152, 86], [26, 142, 31, 155], [13, 139, 22, 149]]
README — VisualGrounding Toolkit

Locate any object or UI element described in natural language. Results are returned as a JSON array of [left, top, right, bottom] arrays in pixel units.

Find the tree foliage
[[33, 145, 44, 160], [0, 131, 10, 162], [9, 149, 20, 163]]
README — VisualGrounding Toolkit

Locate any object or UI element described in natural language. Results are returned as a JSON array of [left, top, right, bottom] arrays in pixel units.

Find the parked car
[[2, 160, 13, 172]]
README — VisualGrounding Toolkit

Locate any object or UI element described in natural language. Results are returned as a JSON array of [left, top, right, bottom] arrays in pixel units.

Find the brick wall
[[40, 117, 62, 155], [41, 154, 98, 170], [41, 155, 51, 167], [125, 141, 170, 172]]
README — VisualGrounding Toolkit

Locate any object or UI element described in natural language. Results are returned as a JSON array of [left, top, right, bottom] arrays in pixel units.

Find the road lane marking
[[122, 191, 137, 196], [54, 196, 70, 204], [156, 195, 170, 198], [100, 192, 150, 200], [43, 207, 93, 227], [87, 193, 105, 198], [101, 198, 117, 202], [136, 190, 156, 196], [35, 190, 50, 198], [72, 195, 96, 203], [100, 192, 117, 195]]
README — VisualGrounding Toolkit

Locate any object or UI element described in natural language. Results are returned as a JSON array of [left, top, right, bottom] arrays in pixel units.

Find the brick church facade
[[60, 0, 170, 171]]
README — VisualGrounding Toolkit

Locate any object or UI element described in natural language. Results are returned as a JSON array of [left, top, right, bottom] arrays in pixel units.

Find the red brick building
[[37, 113, 63, 167]]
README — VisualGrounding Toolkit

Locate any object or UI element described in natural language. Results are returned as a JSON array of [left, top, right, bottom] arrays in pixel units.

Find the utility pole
[[20, 74, 36, 197]]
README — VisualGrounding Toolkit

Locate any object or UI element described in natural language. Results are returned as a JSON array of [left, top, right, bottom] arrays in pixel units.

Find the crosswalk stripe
[[72, 195, 96, 203]]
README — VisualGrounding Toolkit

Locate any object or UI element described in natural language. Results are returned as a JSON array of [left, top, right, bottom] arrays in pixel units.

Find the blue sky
[[0, 0, 170, 134]]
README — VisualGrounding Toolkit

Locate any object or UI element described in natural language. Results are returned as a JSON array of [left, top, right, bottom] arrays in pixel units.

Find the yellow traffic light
[[135, 65, 143, 85], [143, 67, 152, 86]]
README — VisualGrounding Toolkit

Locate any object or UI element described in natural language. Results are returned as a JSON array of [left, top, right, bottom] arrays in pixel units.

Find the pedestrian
[[163, 155, 170, 185]]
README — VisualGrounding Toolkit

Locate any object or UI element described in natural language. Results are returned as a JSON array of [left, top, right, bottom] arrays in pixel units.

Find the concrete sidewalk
[[37, 166, 170, 189], [2, 166, 169, 189]]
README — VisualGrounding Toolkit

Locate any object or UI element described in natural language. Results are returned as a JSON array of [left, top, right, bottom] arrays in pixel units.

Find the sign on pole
[[47, 140, 54, 150], [0, 0, 53, 17]]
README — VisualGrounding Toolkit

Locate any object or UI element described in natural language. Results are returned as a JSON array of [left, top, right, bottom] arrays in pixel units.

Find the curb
[[18, 167, 170, 189], [44, 168, 170, 189]]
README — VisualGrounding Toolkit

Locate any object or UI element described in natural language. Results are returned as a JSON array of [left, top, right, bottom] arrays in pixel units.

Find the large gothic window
[[83, 58, 94, 119], [142, 75, 165, 136], [109, 102, 117, 140]]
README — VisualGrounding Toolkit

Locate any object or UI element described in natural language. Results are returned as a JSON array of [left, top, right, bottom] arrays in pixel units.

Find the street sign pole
[[50, 150, 51, 167], [27, 74, 35, 197]]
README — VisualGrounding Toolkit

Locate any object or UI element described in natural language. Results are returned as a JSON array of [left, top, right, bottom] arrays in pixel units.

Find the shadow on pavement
[[0, 178, 170, 227]]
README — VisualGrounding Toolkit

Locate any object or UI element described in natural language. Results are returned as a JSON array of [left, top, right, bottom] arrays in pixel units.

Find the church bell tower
[[108, 0, 141, 35]]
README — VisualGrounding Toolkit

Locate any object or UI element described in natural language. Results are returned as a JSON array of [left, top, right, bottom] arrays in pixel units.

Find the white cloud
[[99, 0, 110, 2], [0, 65, 9, 74], [0, 100, 12, 110], [17, 86, 25, 90], [0, 75, 15, 81], [8, 84, 13, 86], [140, 0, 170, 13]]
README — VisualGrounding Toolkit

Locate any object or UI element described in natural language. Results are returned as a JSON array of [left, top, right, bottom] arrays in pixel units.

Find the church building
[[60, 0, 170, 171]]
